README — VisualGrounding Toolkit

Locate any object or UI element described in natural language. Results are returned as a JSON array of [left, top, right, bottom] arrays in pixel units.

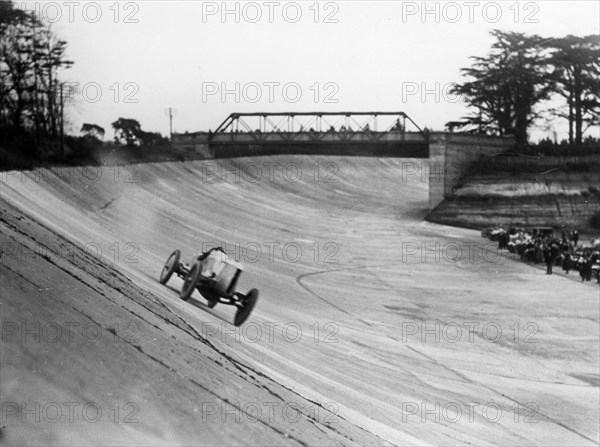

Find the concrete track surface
[[1, 156, 598, 446]]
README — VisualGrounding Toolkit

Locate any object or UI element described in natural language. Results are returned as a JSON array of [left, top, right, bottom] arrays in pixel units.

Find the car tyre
[[159, 249, 181, 285], [180, 262, 201, 301], [234, 288, 259, 327]]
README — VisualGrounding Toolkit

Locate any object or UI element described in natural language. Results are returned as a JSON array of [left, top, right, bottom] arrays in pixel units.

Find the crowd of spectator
[[482, 227, 600, 284]]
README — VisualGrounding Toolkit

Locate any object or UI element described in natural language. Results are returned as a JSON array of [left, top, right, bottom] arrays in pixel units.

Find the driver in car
[[196, 247, 228, 279]]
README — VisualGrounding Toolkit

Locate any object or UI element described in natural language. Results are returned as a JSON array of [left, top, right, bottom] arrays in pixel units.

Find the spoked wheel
[[180, 262, 201, 301], [159, 250, 181, 285], [234, 288, 259, 327]]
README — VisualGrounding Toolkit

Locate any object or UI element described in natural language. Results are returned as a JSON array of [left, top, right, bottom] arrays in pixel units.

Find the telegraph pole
[[166, 107, 176, 139], [60, 83, 65, 160]]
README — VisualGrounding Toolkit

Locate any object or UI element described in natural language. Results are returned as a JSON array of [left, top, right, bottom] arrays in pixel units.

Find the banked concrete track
[[1, 156, 598, 445]]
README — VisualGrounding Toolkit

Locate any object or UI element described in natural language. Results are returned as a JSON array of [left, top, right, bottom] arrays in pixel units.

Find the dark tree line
[[449, 30, 599, 149], [0, 1, 168, 165], [0, 0, 73, 151]]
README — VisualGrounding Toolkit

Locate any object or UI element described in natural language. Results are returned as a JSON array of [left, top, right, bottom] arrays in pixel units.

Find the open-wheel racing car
[[158, 247, 259, 326]]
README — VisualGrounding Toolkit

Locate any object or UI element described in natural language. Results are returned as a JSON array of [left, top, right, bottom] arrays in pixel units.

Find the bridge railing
[[211, 112, 425, 142]]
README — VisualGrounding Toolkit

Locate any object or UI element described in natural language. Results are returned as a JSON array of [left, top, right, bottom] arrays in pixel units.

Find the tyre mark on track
[[295, 262, 404, 316], [296, 270, 352, 315]]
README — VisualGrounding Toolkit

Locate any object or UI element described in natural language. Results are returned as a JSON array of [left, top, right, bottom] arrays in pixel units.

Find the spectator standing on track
[[580, 258, 593, 281], [551, 242, 559, 274], [562, 252, 572, 274], [545, 242, 558, 275], [501, 231, 510, 250], [545, 248, 552, 274], [534, 242, 544, 264]]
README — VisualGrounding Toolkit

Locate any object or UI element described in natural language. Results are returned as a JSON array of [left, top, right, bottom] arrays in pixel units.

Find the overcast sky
[[21, 1, 600, 140]]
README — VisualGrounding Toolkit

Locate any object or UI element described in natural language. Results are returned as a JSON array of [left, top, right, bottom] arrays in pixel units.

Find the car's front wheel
[[180, 262, 201, 301], [159, 250, 181, 285]]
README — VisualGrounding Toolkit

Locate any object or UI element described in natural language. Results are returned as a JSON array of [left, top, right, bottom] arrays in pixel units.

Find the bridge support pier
[[428, 132, 515, 210]]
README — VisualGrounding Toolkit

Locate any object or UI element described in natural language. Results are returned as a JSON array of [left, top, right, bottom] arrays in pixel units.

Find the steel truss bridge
[[213, 112, 423, 139], [175, 112, 430, 158]]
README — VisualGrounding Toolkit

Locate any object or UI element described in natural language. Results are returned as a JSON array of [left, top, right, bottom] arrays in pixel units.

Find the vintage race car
[[158, 248, 259, 326]]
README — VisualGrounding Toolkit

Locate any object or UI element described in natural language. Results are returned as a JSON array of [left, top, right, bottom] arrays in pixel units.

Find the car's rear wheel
[[159, 250, 181, 285], [234, 288, 259, 327], [180, 262, 201, 301]]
